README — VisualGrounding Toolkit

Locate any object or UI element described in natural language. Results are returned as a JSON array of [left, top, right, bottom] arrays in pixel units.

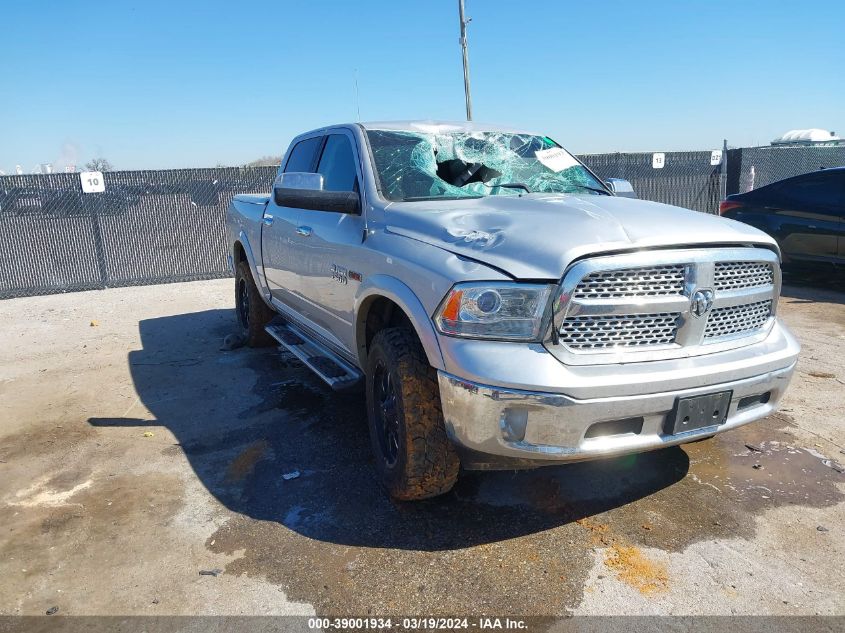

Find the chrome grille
[[573, 265, 686, 299], [714, 262, 774, 290], [553, 248, 780, 364], [560, 313, 680, 349], [704, 300, 772, 340]]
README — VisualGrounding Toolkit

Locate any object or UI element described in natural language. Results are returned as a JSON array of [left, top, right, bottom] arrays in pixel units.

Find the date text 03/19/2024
[[306, 617, 528, 630]]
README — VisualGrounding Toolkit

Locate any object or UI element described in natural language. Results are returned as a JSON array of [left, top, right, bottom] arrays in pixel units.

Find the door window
[[317, 135, 358, 192], [284, 136, 323, 173], [779, 173, 843, 211]]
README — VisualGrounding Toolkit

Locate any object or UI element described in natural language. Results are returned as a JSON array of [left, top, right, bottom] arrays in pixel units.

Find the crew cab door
[[261, 135, 323, 309], [288, 131, 365, 354]]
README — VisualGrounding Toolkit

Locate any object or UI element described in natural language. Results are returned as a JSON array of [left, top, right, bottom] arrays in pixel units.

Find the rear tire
[[235, 260, 275, 347], [365, 327, 460, 500]]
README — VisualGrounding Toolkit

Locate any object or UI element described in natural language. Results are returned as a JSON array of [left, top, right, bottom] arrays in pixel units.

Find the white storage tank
[[771, 129, 842, 146]]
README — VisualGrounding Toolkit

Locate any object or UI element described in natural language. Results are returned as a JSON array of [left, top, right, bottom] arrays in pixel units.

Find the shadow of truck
[[89, 308, 689, 551]]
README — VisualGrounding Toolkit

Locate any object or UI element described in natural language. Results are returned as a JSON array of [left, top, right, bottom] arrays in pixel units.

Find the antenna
[[458, 0, 473, 121], [353, 68, 361, 122]]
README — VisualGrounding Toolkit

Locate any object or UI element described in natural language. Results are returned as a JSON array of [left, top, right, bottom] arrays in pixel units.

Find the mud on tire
[[365, 327, 460, 500], [235, 260, 275, 347]]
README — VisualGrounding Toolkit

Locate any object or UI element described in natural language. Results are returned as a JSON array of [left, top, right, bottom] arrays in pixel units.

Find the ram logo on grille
[[690, 289, 714, 317]]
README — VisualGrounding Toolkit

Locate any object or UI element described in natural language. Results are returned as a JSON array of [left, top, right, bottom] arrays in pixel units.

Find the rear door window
[[316, 134, 358, 192], [778, 173, 844, 211], [284, 136, 323, 173]]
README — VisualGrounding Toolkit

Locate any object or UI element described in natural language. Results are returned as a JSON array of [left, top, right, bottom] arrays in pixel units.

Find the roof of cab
[[358, 120, 538, 135], [293, 120, 542, 141]]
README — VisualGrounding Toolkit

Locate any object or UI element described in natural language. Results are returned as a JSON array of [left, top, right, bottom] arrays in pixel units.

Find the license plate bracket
[[666, 390, 732, 435]]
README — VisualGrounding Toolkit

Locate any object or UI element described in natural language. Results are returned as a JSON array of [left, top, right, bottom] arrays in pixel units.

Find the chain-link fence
[[2, 144, 842, 299], [579, 150, 723, 214], [726, 145, 845, 195], [0, 167, 276, 299]]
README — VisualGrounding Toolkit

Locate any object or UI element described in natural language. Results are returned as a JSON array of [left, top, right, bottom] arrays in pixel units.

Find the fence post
[[719, 139, 728, 207], [90, 194, 108, 289]]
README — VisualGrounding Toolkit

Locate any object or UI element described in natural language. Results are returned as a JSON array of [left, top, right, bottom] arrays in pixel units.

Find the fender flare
[[234, 230, 274, 306], [354, 274, 445, 371]]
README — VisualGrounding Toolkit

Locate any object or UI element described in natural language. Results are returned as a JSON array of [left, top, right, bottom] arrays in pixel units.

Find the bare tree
[[244, 155, 281, 167], [85, 158, 113, 172]]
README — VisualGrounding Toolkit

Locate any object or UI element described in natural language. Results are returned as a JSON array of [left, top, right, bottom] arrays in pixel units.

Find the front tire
[[365, 328, 460, 500], [235, 260, 275, 347]]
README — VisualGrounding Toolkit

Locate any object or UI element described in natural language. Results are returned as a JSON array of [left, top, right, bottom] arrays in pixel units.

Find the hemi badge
[[349, 271, 362, 282]]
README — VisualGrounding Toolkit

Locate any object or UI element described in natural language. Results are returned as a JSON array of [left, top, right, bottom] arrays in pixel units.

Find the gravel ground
[[0, 275, 843, 619]]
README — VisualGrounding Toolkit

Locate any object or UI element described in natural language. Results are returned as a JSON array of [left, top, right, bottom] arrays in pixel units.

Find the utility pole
[[458, 0, 473, 121]]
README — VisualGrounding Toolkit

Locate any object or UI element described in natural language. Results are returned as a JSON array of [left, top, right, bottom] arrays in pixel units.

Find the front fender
[[235, 230, 273, 305], [354, 274, 445, 371]]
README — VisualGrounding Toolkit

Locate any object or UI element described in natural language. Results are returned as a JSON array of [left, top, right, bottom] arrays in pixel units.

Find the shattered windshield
[[366, 129, 607, 202]]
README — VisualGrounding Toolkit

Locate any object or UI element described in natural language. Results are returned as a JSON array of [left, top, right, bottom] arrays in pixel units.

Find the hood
[[384, 194, 777, 279]]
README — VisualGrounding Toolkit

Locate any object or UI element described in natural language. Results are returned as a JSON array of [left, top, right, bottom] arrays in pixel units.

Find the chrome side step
[[265, 318, 362, 390]]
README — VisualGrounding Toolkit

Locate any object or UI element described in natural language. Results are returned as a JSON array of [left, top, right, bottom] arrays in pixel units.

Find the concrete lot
[[0, 275, 843, 617]]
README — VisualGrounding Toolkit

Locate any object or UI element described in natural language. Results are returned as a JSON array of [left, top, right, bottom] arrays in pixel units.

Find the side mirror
[[604, 178, 637, 199], [273, 173, 360, 214], [275, 172, 324, 191]]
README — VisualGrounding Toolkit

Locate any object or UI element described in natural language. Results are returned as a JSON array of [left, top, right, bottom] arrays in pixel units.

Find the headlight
[[433, 283, 554, 341]]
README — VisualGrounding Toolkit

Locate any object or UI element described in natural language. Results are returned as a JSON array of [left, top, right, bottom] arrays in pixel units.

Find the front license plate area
[[666, 390, 732, 435]]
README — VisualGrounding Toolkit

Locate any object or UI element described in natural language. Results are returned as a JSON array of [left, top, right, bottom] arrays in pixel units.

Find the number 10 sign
[[80, 171, 105, 193]]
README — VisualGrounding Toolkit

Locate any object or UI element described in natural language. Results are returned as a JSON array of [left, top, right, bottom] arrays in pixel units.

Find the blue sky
[[1, 0, 843, 172]]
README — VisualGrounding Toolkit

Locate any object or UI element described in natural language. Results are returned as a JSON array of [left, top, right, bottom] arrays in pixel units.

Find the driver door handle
[[262, 214, 274, 226], [296, 226, 312, 237]]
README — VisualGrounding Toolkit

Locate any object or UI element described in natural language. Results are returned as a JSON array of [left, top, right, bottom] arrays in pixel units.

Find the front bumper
[[437, 321, 799, 469]]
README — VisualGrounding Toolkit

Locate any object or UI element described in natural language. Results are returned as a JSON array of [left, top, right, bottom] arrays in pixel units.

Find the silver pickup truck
[[226, 121, 799, 500]]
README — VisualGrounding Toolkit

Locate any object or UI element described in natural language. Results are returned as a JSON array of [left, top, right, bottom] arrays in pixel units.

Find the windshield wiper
[[480, 182, 532, 193], [567, 184, 611, 195], [482, 182, 611, 195], [494, 182, 532, 193]]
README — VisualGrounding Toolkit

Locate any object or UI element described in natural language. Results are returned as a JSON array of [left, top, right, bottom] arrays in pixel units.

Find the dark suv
[[720, 167, 845, 268]]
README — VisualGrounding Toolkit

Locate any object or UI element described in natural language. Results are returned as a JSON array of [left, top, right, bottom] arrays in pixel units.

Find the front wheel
[[365, 328, 460, 500]]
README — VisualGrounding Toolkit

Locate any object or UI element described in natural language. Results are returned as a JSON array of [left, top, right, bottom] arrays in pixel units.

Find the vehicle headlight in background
[[434, 283, 554, 341]]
